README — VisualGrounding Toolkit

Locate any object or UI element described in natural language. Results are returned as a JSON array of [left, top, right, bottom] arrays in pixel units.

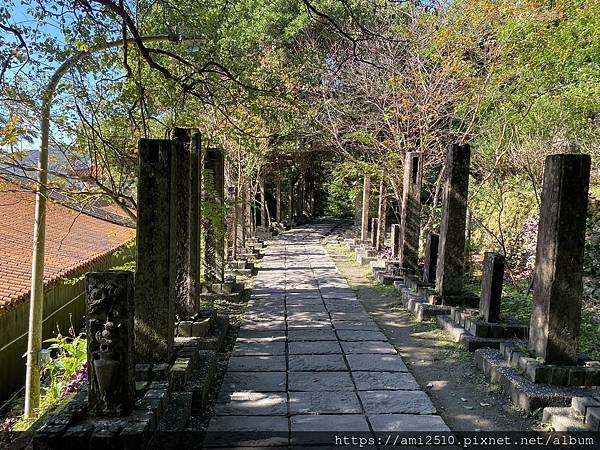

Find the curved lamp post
[[24, 33, 199, 418]]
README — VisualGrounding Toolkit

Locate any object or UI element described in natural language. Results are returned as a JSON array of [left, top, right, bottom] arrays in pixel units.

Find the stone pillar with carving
[[86, 271, 135, 417]]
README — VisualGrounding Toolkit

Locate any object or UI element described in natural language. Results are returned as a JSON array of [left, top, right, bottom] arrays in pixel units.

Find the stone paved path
[[207, 221, 449, 447]]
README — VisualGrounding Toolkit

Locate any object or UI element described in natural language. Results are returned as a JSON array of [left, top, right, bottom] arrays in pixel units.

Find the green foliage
[[62, 240, 136, 286], [323, 162, 361, 218], [201, 169, 227, 242], [40, 332, 87, 408], [500, 280, 533, 325], [500, 280, 600, 361], [448, 0, 600, 172], [12, 328, 87, 431], [468, 176, 538, 261], [580, 308, 600, 361]]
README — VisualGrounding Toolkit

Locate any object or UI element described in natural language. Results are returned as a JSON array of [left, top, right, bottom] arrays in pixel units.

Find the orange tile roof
[[0, 181, 136, 315]]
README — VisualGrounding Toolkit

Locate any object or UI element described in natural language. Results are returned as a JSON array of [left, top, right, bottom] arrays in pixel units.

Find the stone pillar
[[135, 139, 176, 363], [354, 185, 363, 230], [241, 180, 248, 247], [296, 175, 304, 221], [376, 178, 387, 251], [309, 177, 316, 218], [276, 179, 282, 222], [86, 271, 135, 416], [391, 224, 401, 258], [435, 144, 471, 297], [422, 234, 439, 284], [399, 152, 423, 271], [172, 128, 200, 316], [361, 173, 371, 243], [227, 186, 238, 260], [260, 176, 267, 228], [370, 218, 379, 248], [288, 175, 294, 224], [248, 179, 256, 238], [528, 154, 591, 365], [202, 148, 226, 283], [479, 252, 505, 323]]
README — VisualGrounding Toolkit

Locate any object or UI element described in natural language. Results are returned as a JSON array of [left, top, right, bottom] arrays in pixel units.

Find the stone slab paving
[[207, 220, 450, 447]]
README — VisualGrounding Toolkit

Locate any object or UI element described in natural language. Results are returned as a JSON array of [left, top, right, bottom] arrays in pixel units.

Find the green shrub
[[11, 328, 87, 431]]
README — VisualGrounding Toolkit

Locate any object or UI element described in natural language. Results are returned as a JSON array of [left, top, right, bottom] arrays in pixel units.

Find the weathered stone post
[[391, 224, 401, 258], [227, 186, 238, 260], [172, 128, 201, 315], [288, 175, 294, 224], [354, 184, 363, 230], [399, 152, 423, 271], [260, 175, 267, 227], [202, 148, 226, 283], [309, 177, 316, 217], [370, 218, 379, 248], [528, 154, 591, 365], [435, 144, 471, 297], [361, 173, 371, 243], [276, 178, 282, 223], [241, 180, 248, 247], [376, 178, 387, 251], [86, 271, 135, 416], [248, 179, 256, 238], [135, 138, 176, 363], [422, 233, 439, 284], [296, 175, 305, 221], [479, 252, 505, 323]]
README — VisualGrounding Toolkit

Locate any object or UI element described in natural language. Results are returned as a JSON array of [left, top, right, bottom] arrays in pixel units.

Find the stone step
[[151, 392, 194, 449], [199, 292, 243, 303], [586, 405, 600, 431], [436, 314, 467, 342], [370, 257, 385, 265], [375, 271, 402, 285], [573, 396, 600, 421], [226, 268, 252, 277], [200, 281, 243, 294], [227, 260, 255, 270], [474, 348, 592, 413], [176, 316, 212, 338], [186, 350, 218, 409], [393, 279, 407, 290], [157, 392, 193, 431], [345, 242, 359, 252], [356, 254, 376, 266], [436, 315, 518, 352], [237, 252, 260, 260], [196, 315, 230, 352], [542, 407, 585, 432]]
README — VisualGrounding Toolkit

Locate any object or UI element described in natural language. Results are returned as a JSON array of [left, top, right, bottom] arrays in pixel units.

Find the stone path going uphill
[[207, 220, 449, 447]]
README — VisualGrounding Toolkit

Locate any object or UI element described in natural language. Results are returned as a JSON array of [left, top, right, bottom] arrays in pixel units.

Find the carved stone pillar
[[87, 271, 135, 416]]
